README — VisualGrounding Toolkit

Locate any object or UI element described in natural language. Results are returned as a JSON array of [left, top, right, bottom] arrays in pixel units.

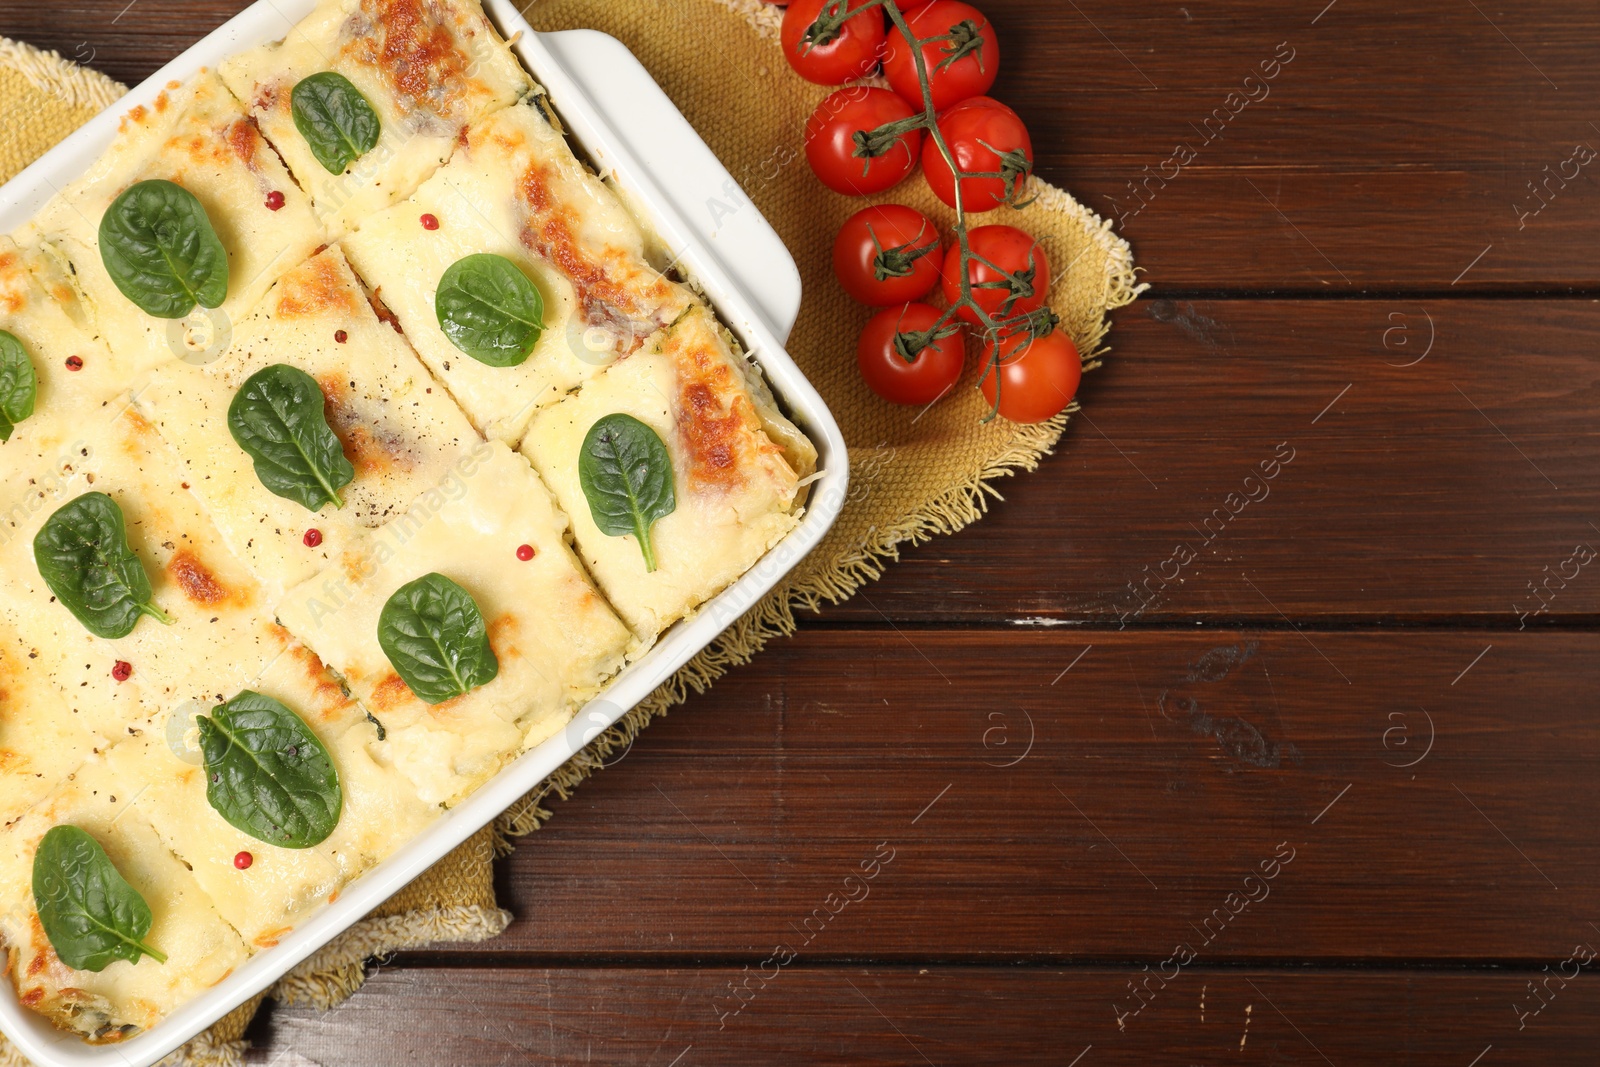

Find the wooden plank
[[1, 2, 250, 86], [1000, 0, 1600, 291], [438, 630, 1600, 962], [250, 965, 1600, 1065], [822, 298, 1600, 624], [9, 2, 1600, 289]]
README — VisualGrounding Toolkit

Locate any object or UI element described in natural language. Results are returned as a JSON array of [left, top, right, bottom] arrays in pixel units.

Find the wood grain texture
[[991, 0, 1600, 291], [8, 1, 1599, 289], [823, 298, 1600, 624], [5, 1, 1598, 1064], [247, 966, 1600, 1066], [448, 629, 1600, 962]]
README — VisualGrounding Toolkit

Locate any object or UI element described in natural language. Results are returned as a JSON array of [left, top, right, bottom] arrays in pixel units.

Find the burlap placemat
[[0, 2, 1141, 1062]]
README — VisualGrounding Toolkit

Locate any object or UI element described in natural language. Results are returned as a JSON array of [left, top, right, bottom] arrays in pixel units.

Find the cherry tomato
[[858, 303, 965, 405], [923, 96, 1033, 212], [782, 0, 887, 85], [805, 88, 924, 195], [980, 329, 1082, 423], [940, 224, 1050, 328], [834, 205, 943, 306], [883, 1, 999, 110]]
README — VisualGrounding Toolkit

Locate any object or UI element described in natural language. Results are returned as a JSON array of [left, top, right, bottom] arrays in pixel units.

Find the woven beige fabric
[[0, 1, 1140, 1060], [0, 38, 124, 183]]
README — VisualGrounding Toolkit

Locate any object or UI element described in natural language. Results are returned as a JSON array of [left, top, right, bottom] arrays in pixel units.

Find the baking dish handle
[[534, 29, 805, 345]]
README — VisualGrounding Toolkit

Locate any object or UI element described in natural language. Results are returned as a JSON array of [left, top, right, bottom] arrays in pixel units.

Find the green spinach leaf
[[197, 691, 341, 849], [228, 364, 354, 512], [377, 573, 499, 705], [578, 413, 676, 573], [0, 329, 37, 442], [33, 825, 166, 971], [291, 72, 381, 175], [34, 492, 173, 639], [98, 179, 228, 319], [435, 253, 544, 367]]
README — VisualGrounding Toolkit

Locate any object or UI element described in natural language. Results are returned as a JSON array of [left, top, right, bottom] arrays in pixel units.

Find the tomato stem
[[975, 138, 1037, 206], [856, 113, 933, 160], [868, 220, 941, 282], [929, 20, 989, 75], [802, 0, 893, 53]]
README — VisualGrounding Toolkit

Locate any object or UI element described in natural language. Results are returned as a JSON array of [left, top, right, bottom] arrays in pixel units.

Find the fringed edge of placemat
[[0, 37, 123, 111], [274, 905, 512, 1011], [711, 0, 784, 40], [150, 998, 262, 1067]]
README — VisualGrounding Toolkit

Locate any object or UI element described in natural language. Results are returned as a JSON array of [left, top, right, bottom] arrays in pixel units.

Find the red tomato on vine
[[980, 328, 1082, 423], [833, 205, 944, 305], [858, 303, 966, 405], [781, 0, 887, 85], [923, 96, 1034, 211], [941, 224, 1050, 328], [883, 0, 999, 110], [805, 88, 924, 195]]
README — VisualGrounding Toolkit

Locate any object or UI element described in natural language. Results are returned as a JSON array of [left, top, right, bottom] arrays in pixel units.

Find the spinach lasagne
[[0, 0, 812, 1042]]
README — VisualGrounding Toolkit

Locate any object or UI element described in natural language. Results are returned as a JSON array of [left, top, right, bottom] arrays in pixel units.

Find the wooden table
[[7, 1, 1599, 1063]]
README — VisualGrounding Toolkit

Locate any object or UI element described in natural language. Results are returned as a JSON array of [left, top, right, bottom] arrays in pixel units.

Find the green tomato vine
[[801, 0, 1062, 420]]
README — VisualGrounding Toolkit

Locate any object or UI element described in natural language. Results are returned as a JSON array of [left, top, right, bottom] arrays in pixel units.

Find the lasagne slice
[[0, 236, 125, 464], [275, 441, 633, 806], [220, 0, 531, 236], [20, 72, 325, 382], [131, 245, 480, 600], [0, 616, 109, 822], [341, 99, 694, 443], [104, 639, 438, 949], [0, 755, 248, 1042], [0, 404, 285, 739], [520, 305, 815, 640]]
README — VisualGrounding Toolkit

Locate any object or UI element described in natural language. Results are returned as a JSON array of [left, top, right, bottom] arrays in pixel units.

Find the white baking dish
[[0, 4, 846, 1065]]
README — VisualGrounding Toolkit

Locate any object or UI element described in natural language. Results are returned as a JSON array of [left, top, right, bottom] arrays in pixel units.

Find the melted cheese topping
[[341, 100, 693, 443], [105, 640, 437, 949], [0, 756, 247, 1042], [19, 73, 326, 379], [0, 236, 122, 423], [275, 441, 633, 805], [0, 616, 107, 822], [220, 0, 530, 237], [520, 306, 808, 639], [0, 405, 283, 737], [131, 246, 479, 600]]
